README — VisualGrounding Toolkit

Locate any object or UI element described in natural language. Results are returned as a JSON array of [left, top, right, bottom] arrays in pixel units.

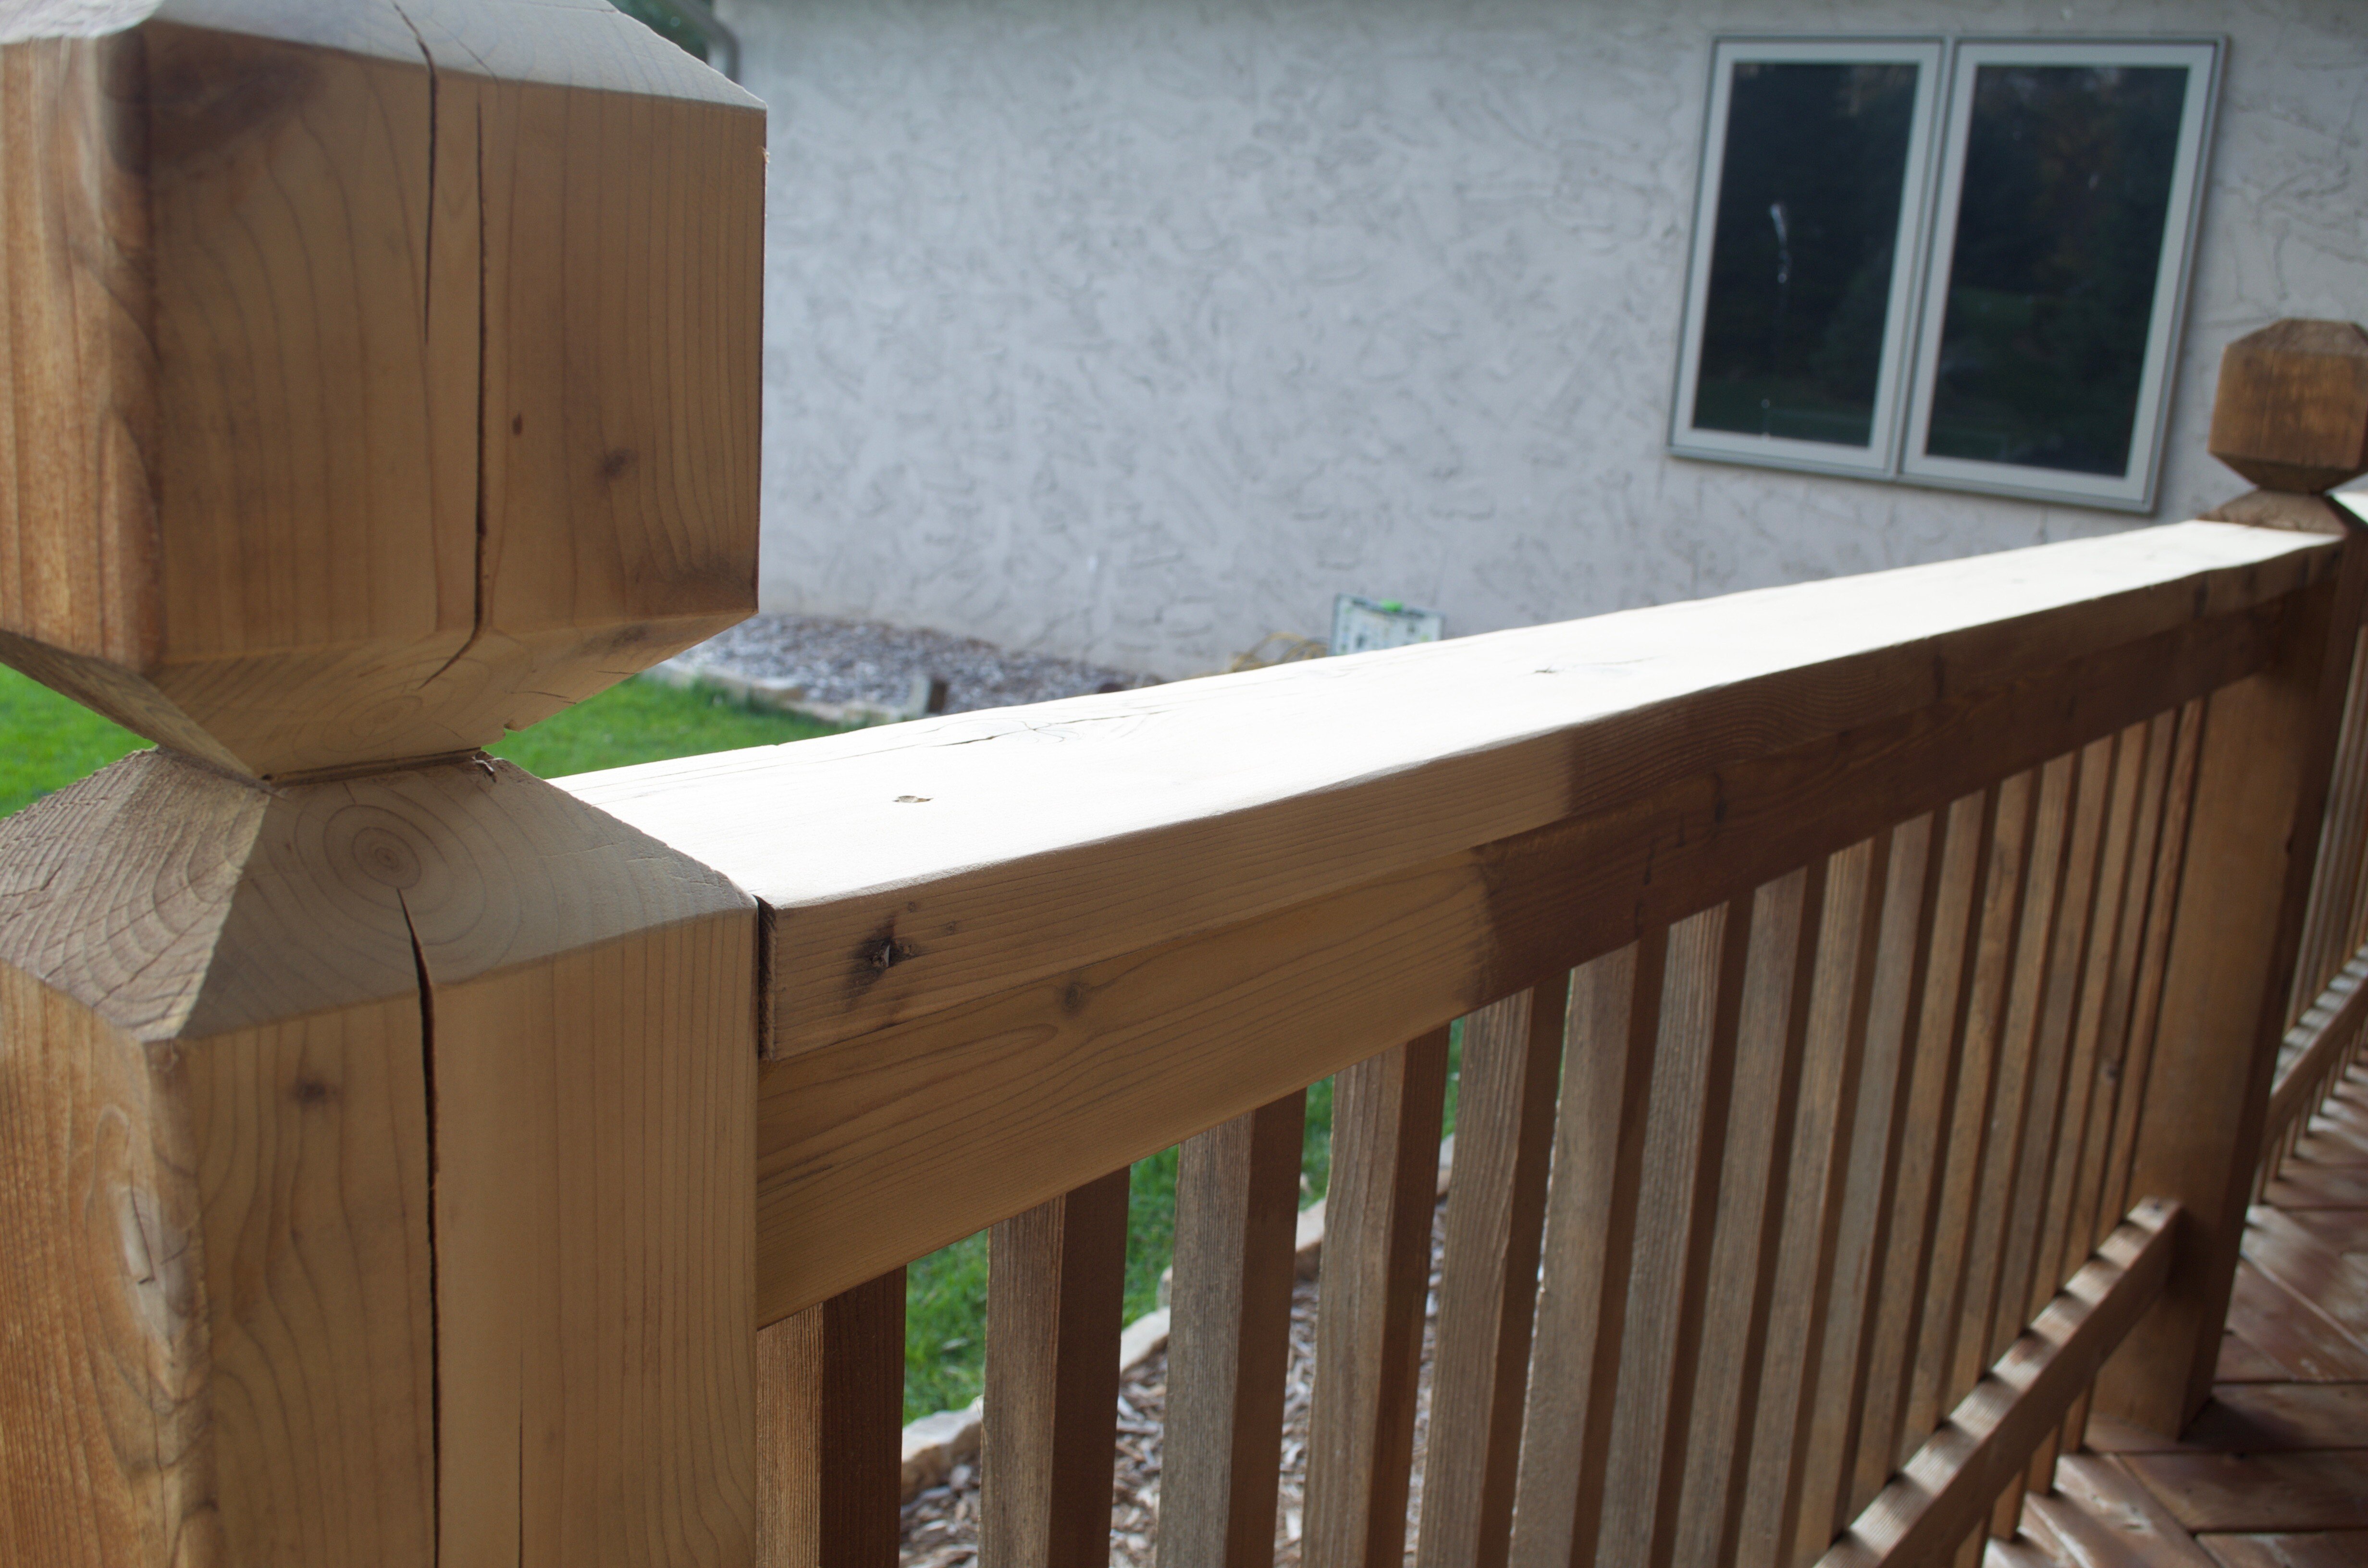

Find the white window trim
[[1668, 36, 2225, 514], [1670, 38, 1945, 480], [1900, 39, 2222, 510]]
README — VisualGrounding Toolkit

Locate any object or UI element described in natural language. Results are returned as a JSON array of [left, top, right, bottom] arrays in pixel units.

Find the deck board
[[2006, 1077, 2368, 1568]]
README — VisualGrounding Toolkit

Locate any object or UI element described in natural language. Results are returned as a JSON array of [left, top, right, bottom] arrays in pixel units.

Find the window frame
[[1668, 35, 2225, 514], [1668, 37, 1946, 480], [1899, 38, 2223, 509]]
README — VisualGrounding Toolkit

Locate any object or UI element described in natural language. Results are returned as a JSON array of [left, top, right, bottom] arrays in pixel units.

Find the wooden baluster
[[1591, 902, 1755, 1568], [1736, 833, 1890, 1568], [1961, 753, 2074, 1402], [2293, 626, 2368, 1016], [1161, 1091, 1307, 1568], [1506, 931, 1673, 1568], [1901, 771, 2038, 1448], [983, 1168, 1131, 1568], [2057, 720, 2166, 1283], [1305, 1028, 1450, 1568], [1950, 755, 2077, 1431], [2094, 703, 2207, 1237], [1790, 816, 1942, 1560], [760, 1271, 907, 1568], [1850, 794, 1989, 1518], [1666, 872, 1818, 1568], [2021, 724, 2153, 1500], [1935, 757, 2075, 1568], [1416, 977, 1571, 1568], [1983, 740, 2115, 1536]]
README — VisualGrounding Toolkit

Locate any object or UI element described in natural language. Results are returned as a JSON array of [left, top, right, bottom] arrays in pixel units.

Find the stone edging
[[896, 1134, 1456, 1503]]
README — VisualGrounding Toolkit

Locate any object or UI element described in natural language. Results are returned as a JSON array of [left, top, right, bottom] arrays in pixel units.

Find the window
[[1670, 37, 2221, 511]]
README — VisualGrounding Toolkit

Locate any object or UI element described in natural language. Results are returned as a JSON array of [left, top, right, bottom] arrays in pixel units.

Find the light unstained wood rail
[[563, 525, 2336, 1324]]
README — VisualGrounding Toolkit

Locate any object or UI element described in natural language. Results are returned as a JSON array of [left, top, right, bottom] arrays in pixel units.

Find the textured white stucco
[[716, 0, 2368, 677]]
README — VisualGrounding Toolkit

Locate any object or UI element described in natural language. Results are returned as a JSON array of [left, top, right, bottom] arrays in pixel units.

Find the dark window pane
[[1693, 61, 1919, 448], [1924, 65, 2187, 477]]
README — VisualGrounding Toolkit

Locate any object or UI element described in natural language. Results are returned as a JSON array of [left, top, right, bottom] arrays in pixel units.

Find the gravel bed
[[674, 613, 1156, 716], [897, 1196, 1449, 1567]]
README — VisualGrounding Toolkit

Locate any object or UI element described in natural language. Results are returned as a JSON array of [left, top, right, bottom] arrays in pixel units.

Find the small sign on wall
[[1332, 595, 1445, 656]]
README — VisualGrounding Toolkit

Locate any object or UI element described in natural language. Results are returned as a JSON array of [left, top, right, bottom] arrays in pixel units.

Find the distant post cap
[[2208, 319, 2368, 496]]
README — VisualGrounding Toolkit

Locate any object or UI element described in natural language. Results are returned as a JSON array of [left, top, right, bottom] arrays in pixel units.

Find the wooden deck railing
[[6, 9, 2368, 1568]]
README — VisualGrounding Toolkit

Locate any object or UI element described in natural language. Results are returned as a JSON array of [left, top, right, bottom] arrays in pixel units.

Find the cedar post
[[2094, 320, 2368, 1433], [0, 6, 766, 1565]]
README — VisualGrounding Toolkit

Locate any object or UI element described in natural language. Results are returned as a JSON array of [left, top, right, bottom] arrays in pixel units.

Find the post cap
[[0, 0, 764, 779], [2208, 319, 2368, 496]]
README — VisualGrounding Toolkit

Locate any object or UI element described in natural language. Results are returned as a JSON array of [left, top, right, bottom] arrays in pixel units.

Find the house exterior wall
[[715, 0, 2367, 677]]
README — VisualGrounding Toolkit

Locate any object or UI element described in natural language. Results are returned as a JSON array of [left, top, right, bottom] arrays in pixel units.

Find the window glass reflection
[[1925, 65, 2186, 476], [1693, 61, 1919, 448]]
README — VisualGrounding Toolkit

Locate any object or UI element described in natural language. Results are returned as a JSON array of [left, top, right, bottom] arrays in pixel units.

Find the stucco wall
[[715, 0, 2368, 676]]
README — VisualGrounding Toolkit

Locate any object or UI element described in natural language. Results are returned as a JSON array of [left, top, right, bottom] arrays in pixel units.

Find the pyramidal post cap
[[0, 0, 764, 779], [2208, 319, 2368, 497]]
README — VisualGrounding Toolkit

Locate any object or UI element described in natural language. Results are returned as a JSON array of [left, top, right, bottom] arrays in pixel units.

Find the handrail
[[566, 521, 2335, 1323], [2, 9, 2365, 1556], [572, 521, 2326, 1063]]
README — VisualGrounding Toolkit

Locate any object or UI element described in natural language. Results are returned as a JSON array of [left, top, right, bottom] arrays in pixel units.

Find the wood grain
[[1903, 773, 2038, 1451], [1415, 977, 1569, 1568], [1740, 838, 1885, 1568], [2290, 626, 2368, 1017], [1305, 1029, 1449, 1568], [2208, 319, 2368, 494], [1852, 795, 1989, 1510], [1591, 901, 1754, 1568], [1161, 1090, 1307, 1568], [2268, 957, 2368, 1158], [983, 1169, 1131, 1568], [2103, 539, 2368, 1433], [2096, 705, 2207, 1238], [760, 1270, 906, 1568], [0, 0, 764, 777], [2029, 1454, 2219, 1568], [1815, 1199, 2179, 1568], [2196, 1531, 2368, 1568], [0, 749, 760, 1568], [569, 523, 2335, 1059], [740, 600, 2295, 1324], [1665, 873, 1816, 1568], [1789, 820, 1934, 1563], [1503, 940, 1662, 1568], [2119, 1451, 2368, 1533], [1954, 756, 2077, 1421], [0, 965, 437, 1568]]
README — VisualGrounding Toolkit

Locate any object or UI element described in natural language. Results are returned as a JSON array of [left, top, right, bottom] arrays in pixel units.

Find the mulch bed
[[899, 1196, 1450, 1566]]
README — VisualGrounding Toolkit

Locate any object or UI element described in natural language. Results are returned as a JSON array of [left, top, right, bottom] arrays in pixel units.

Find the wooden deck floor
[[2008, 1063, 2368, 1567]]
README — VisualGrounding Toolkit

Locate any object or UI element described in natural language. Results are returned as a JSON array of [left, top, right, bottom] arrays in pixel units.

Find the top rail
[[572, 521, 2331, 1062], [569, 520, 2336, 1323]]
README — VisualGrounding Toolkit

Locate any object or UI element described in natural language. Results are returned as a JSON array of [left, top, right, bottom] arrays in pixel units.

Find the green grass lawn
[[0, 665, 147, 818], [0, 662, 1464, 1426]]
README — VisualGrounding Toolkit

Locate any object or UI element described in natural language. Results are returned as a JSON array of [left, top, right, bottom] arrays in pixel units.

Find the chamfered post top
[[0, 0, 764, 780], [2208, 319, 2368, 496]]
